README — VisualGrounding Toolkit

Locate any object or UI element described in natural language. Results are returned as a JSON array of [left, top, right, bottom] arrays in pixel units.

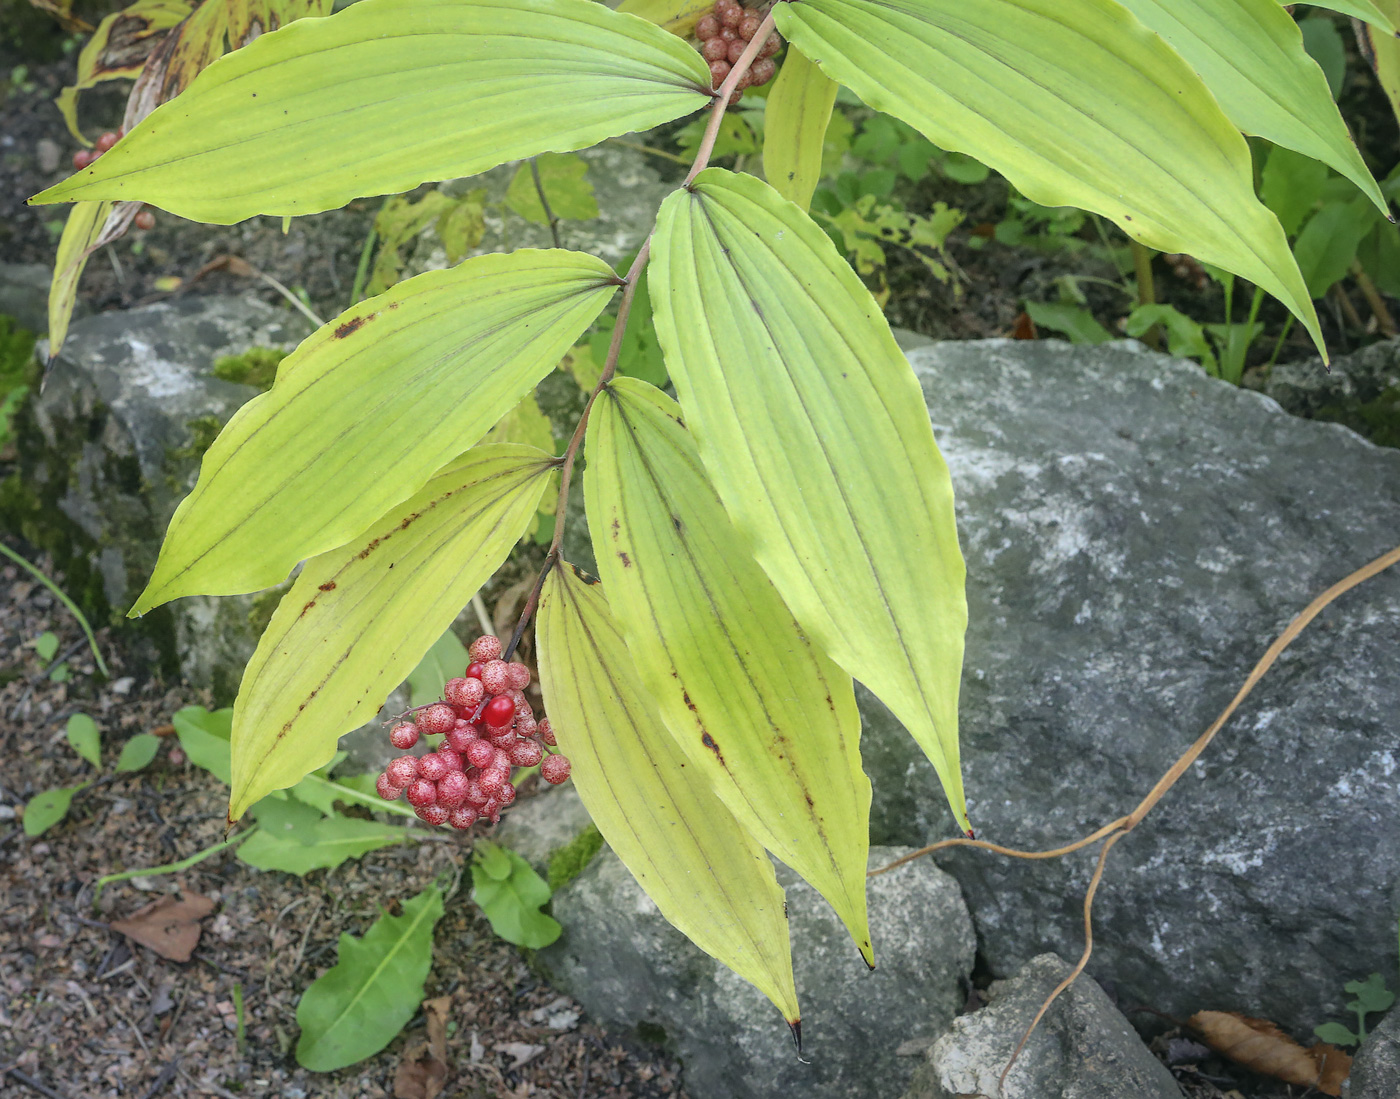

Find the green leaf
[[32, 0, 711, 224], [239, 798, 407, 875], [1262, 145, 1331, 238], [762, 47, 839, 212], [115, 733, 161, 773], [616, 0, 714, 36], [1024, 301, 1114, 345], [23, 784, 87, 837], [173, 705, 234, 786], [33, 631, 59, 662], [507, 153, 599, 226], [132, 251, 614, 614], [287, 771, 418, 819], [407, 628, 470, 709], [651, 169, 970, 831], [295, 882, 444, 1071], [773, 0, 1323, 355], [1346, 973, 1396, 1015], [1125, 304, 1217, 373], [537, 564, 799, 1025], [470, 841, 561, 948], [1295, 197, 1380, 298], [1300, 15, 1347, 99], [1299, 0, 1396, 34], [1313, 1021, 1361, 1046], [229, 445, 552, 818], [1356, 1, 1400, 129], [66, 712, 102, 767], [46, 200, 115, 357], [586, 377, 873, 963], [1115, 0, 1383, 215]]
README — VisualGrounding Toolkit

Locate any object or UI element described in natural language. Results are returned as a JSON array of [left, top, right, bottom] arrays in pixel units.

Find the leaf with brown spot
[[110, 892, 216, 961], [1190, 1011, 1352, 1096]]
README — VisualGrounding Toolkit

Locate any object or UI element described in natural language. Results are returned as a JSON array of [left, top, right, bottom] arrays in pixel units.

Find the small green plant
[[471, 840, 561, 949], [1314, 973, 1396, 1046], [0, 315, 37, 447]]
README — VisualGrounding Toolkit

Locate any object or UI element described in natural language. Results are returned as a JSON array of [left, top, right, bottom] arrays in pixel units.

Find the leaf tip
[[788, 1018, 803, 1055]]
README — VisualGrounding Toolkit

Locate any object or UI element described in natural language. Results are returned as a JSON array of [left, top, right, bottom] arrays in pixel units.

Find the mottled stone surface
[[867, 339, 1400, 1035], [1350, 1008, 1400, 1097], [542, 848, 975, 1099], [1262, 337, 1400, 447], [0, 262, 50, 333], [494, 783, 592, 872], [904, 954, 1183, 1099]]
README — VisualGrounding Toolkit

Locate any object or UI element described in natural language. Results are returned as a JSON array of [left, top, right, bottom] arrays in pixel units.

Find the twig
[[607, 138, 690, 166], [0, 541, 110, 676], [253, 268, 325, 328], [576, 1041, 591, 1099], [1130, 240, 1159, 350], [93, 826, 257, 905], [1350, 260, 1397, 336], [111, 999, 151, 1056], [530, 158, 563, 249], [4, 1067, 70, 1099], [138, 1060, 180, 1099], [290, 897, 325, 974]]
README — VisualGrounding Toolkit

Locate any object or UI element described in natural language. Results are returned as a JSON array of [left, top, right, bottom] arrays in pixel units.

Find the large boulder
[[868, 339, 1400, 1037], [903, 954, 1183, 1099], [4, 294, 309, 695], [1349, 1008, 1400, 1098], [541, 847, 975, 1099], [1261, 337, 1400, 448]]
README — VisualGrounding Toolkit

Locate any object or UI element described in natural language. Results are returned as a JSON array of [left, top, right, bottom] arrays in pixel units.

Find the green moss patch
[[212, 346, 286, 391], [546, 823, 604, 893]]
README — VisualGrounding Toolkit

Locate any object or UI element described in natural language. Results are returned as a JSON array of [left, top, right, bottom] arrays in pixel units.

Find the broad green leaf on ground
[[173, 704, 234, 785], [115, 733, 162, 773], [1295, 196, 1380, 298], [287, 771, 417, 819], [470, 840, 561, 948], [651, 169, 970, 832], [132, 251, 614, 613], [537, 565, 799, 1026], [32, 0, 712, 223], [616, 0, 714, 37], [228, 445, 552, 818], [23, 785, 88, 837], [586, 377, 873, 963], [239, 798, 407, 875], [1262, 145, 1331, 238], [407, 627, 470, 709], [67, 713, 102, 767], [295, 882, 443, 1071], [33, 632, 59, 662], [762, 47, 839, 212], [507, 153, 599, 226], [1024, 301, 1114, 344], [773, 0, 1323, 355], [1116, 0, 1383, 213], [47, 200, 113, 356], [1300, 0, 1396, 32]]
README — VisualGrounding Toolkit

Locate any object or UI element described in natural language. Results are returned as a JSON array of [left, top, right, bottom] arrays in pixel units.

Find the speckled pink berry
[[389, 722, 419, 750], [418, 702, 456, 735], [406, 779, 437, 808], [416, 804, 450, 826], [387, 756, 419, 786], [540, 754, 572, 785], [437, 770, 470, 809], [376, 772, 403, 800], [448, 806, 478, 830], [469, 635, 503, 662]]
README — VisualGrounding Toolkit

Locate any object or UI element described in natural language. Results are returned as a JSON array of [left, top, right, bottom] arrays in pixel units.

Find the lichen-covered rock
[[495, 782, 592, 872], [5, 294, 308, 695], [868, 339, 1400, 1036], [904, 954, 1184, 1099], [0, 262, 51, 334], [1349, 1008, 1400, 1098], [1262, 337, 1400, 447], [541, 847, 975, 1099]]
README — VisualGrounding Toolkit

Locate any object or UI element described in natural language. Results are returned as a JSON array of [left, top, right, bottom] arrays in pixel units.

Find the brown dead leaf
[[393, 996, 452, 1099], [1010, 310, 1038, 340], [110, 892, 216, 962], [1190, 1011, 1352, 1096]]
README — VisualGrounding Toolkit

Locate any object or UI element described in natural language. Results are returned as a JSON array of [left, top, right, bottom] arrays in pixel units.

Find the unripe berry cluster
[[695, 0, 781, 103], [375, 633, 571, 830], [72, 131, 157, 230]]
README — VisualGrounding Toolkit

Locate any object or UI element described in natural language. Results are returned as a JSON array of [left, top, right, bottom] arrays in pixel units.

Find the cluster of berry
[[695, 0, 781, 102], [71, 131, 156, 230], [375, 634, 571, 830]]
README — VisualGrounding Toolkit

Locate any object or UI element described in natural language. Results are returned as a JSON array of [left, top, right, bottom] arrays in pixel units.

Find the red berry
[[509, 739, 543, 768], [488, 730, 519, 751], [446, 676, 485, 711], [464, 777, 488, 806], [72, 149, 94, 170], [133, 209, 156, 231], [515, 712, 538, 739], [696, 14, 720, 39], [714, 0, 736, 14], [536, 718, 556, 747], [416, 804, 449, 826], [541, 754, 572, 785], [738, 12, 761, 39], [719, 25, 739, 41], [479, 766, 509, 794], [437, 770, 470, 809], [437, 746, 465, 772], [387, 756, 419, 786], [406, 779, 437, 808], [710, 59, 732, 86], [389, 722, 419, 750], [750, 57, 776, 85], [482, 695, 516, 729], [418, 702, 456, 735], [728, 37, 750, 64], [481, 798, 501, 823], [418, 753, 450, 782], [702, 37, 728, 62], [448, 806, 478, 830], [479, 660, 511, 694], [720, 3, 742, 27], [465, 661, 486, 680], [465, 739, 496, 769], [445, 725, 476, 752], [469, 635, 502, 662], [376, 772, 403, 800], [498, 781, 517, 807], [507, 662, 531, 690], [733, 69, 753, 90], [758, 31, 782, 58], [95, 130, 120, 152]]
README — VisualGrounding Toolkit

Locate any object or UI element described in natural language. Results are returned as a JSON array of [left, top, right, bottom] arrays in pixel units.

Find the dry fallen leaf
[[393, 996, 452, 1099], [1190, 1010, 1352, 1096], [110, 892, 216, 962]]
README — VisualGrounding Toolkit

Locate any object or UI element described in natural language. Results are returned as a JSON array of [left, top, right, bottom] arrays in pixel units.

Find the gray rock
[[866, 339, 1400, 1036], [541, 847, 975, 1099], [1350, 1008, 1400, 1098], [904, 954, 1183, 1099], [0, 262, 52, 334], [494, 783, 592, 872], [1261, 337, 1400, 447], [7, 295, 309, 695], [401, 143, 671, 280]]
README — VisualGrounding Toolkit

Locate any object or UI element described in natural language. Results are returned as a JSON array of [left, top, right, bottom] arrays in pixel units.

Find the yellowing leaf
[[616, 0, 714, 37], [507, 153, 599, 226], [762, 47, 838, 212], [133, 250, 615, 614], [48, 200, 113, 356], [537, 565, 799, 1027], [773, 0, 1323, 355], [33, 0, 712, 223], [1302, 0, 1396, 33], [586, 377, 872, 963], [229, 445, 553, 818], [651, 169, 969, 831]]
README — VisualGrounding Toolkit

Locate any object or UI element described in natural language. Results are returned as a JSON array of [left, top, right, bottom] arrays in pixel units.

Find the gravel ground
[[0, 542, 686, 1099]]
